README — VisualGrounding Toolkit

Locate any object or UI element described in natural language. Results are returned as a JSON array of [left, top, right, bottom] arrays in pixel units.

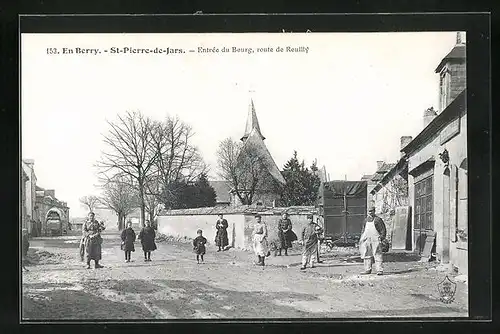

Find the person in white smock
[[252, 214, 270, 266], [359, 206, 387, 275]]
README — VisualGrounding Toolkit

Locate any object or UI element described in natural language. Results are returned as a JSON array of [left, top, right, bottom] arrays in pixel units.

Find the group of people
[[250, 207, 387, 274], [79, 212, 158, 269], [77, 207, 387, 275], [250, 212, 324, 269], [189, 214, 228, 264], [120, 220, 157, 263]]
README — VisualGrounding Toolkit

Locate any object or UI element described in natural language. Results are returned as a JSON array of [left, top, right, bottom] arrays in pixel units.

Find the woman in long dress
[[252, 214, 270, 266], [120, 221, 136, 263], [215, 214, 229, 251]]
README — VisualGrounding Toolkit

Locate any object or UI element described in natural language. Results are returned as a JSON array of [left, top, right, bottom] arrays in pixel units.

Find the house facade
[[369, 33, 467, 274], [402, 90, 467, 273], [402, 33, 467, 273], [21, 160, 38, 235]]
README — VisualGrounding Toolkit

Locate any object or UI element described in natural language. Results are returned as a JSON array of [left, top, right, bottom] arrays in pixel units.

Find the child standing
[[193, 229, 207, 264]]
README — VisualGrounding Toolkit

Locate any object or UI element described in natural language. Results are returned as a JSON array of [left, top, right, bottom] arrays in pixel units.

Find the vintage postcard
[[21, 30, 469, 320]]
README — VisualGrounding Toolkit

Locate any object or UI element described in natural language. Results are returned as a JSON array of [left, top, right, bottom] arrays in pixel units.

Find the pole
[[343, 174, 347, 244]]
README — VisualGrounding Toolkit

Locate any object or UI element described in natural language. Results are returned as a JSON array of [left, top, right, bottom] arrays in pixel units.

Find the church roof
[[239, 128, 286, 185], [241, 99, 265, 141]]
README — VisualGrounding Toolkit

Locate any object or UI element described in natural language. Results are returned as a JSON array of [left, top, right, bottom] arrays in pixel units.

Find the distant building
[[366, 161, 396, 213], [35, 186, 70, 236], [22, 159, 70, 236]]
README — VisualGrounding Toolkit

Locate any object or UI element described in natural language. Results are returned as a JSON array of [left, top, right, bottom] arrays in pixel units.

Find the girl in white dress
[[252, 214, 270, 266]]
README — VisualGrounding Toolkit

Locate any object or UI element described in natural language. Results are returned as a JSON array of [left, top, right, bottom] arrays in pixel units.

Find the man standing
[[359, 207, 387, 275], [300, 214, 321, 270], [82, 212, 106, 269]]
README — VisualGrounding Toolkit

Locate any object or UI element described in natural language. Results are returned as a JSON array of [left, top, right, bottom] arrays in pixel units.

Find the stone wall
[[157, 214, 245, 249], [156, 206, 316, 251]]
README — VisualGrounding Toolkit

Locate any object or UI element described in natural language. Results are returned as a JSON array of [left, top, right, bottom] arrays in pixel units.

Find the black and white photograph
[[20, 29, 470, 320]]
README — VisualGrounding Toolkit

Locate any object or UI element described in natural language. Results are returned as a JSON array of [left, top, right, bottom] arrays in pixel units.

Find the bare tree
[[99, 175, 138, 230], [143, 174, 164, 224], [216, 137, 272, 205], [381, 175, 409, 213], [79, 195, 100, 213], [150, 116, 207, 208], [96, 111, 160, 225]]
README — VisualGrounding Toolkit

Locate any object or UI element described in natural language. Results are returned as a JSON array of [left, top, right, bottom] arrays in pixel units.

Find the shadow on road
[[22, 276, 467, 320]]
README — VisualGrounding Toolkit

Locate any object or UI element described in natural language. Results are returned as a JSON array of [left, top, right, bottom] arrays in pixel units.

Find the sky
[[21, 32, 462, 218]]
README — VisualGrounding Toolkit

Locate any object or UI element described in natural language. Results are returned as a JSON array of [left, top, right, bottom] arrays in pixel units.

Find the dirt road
[[21, 231, 468, 320]]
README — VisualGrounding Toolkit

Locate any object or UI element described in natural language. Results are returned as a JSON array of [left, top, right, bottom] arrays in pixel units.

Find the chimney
[[423, 107, 437, 128], [400, 136, 413, 156], [456, 31, 466, 45], [376, 161, 384, 170]]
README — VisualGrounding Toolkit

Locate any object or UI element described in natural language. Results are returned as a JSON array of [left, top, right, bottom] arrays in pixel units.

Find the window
[[414, 175, 434, 230]]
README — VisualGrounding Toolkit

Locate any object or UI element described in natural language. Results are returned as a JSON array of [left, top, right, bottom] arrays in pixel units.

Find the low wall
[[157, 214, 245, 249], [157, 206, 316, 251]]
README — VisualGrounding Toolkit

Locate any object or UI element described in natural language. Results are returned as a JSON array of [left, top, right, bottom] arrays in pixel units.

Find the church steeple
[[241, 98, 265, 142]]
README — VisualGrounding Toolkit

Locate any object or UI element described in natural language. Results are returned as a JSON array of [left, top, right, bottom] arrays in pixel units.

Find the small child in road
[[193, 229, 207, 264]]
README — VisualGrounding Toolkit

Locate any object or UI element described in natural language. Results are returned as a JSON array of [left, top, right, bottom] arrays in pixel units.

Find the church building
[[214, 98, 286, 207]]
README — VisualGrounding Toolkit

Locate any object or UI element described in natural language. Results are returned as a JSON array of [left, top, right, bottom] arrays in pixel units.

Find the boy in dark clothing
[[193, 229, 207, 264]]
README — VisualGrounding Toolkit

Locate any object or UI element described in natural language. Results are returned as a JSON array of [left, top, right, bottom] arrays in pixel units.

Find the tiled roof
[[377, 163, 396, 173], [209, 181, 232, 203], [361, 174, 373, 180], [435, 44, 466, 73], [239, 128, 286, 185], [370, 163, 396, 182]]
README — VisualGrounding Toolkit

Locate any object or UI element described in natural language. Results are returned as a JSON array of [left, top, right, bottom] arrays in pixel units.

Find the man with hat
[[300, 214, 321, 270], [359, 206, 387, 275]]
